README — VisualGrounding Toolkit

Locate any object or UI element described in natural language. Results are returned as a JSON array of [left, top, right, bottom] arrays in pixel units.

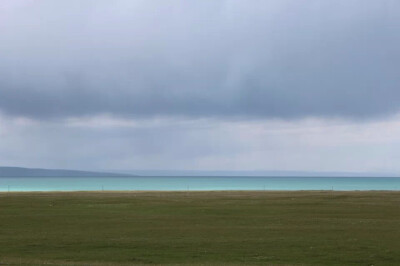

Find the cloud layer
[[1, 1, 400, 173], [1, 0, 399, 120], [1, 114, 400, 173]]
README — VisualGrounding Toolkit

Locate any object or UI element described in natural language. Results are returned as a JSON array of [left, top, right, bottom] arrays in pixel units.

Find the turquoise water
[[0, 176, 400, 191]]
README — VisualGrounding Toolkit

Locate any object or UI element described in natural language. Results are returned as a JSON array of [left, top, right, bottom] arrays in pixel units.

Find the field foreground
[[1, 191, 400, 265]]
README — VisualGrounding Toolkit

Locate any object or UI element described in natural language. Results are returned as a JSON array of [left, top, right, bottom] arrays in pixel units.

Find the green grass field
[[1, 191, 400, 265]]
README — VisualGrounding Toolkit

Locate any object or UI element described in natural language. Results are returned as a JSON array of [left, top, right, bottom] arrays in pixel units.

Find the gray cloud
[[1, 0, 400, 120], [2, 115, 400, 173]]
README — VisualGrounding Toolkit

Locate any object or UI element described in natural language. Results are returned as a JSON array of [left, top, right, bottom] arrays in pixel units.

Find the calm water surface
[[0, 176, 400, 191]]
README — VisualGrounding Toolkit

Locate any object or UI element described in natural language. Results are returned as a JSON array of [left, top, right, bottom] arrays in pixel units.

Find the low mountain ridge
[[0, 167, 131, 177]]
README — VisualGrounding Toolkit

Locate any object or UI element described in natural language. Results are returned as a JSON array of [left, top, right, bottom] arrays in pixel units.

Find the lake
[[1, 176, 400, 191]]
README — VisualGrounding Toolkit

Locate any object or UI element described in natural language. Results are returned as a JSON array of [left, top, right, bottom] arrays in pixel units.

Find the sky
[[0, 0, 400, 174]]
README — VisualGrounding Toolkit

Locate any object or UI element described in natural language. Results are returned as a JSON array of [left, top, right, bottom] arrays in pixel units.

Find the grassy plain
[[1, 191, 400, 265]]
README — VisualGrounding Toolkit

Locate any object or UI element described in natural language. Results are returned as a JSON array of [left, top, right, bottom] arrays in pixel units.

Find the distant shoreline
[[2, 190, 400, 194]]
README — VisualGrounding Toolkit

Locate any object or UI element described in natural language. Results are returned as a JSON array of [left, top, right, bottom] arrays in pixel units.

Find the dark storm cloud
[[1, 0, 400, 120]]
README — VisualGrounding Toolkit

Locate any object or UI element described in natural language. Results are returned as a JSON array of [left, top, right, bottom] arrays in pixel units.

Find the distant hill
[[112, 169, 400, 177], [2, 167, 397, 178], [0, 167, 132, 177]]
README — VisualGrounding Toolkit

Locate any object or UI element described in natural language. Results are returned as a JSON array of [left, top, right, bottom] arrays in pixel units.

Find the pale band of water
[[0, 176, 400, 192]]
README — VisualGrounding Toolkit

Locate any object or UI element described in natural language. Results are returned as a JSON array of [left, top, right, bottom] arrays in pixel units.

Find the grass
[[0, 191, 400, 265]]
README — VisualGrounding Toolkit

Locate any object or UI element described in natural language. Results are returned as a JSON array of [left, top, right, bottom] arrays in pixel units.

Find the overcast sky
[[1, 0, 400, 173]]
